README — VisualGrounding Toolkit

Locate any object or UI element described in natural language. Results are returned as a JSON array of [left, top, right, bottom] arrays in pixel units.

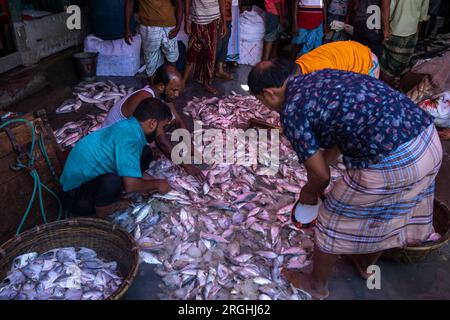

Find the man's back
[[60, 117, 147, 192], [296, 40, 373, 75]]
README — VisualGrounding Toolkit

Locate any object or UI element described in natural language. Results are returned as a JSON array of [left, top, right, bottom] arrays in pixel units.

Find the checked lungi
[[381, 33, 418, 77], [315, 124, 443, 255], [186, 20, 219, 85]]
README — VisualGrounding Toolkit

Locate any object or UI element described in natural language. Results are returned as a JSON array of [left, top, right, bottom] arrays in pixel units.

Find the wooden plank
[[0, 111, 62, 245], [0, 180, 59, 245]]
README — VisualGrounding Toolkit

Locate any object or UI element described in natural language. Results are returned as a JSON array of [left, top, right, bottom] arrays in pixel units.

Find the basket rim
[[0, 217, 139, 300], [0, 217, 132, 250], [402, 199, 450, 251]]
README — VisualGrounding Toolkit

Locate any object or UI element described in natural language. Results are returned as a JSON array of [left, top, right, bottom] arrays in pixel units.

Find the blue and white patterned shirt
[[281, 69, 433, 169]]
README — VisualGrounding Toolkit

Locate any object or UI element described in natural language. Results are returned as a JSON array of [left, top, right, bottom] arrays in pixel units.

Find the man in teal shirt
[[60, 98, 172, 218]]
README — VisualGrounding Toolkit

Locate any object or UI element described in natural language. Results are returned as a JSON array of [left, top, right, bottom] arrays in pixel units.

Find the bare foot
[[215, 70, 234, 80], [282, 269, 329, 300], [203, 84, 219, 94]]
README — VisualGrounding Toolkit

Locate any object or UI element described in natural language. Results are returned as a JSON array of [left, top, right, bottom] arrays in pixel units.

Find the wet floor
[[6, 53, 450, 300]]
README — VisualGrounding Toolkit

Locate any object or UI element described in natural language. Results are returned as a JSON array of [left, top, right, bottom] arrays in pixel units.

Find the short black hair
[[154, 64, 180, 85], [247, 58, 294, 95], [133, 97, 172, 122]]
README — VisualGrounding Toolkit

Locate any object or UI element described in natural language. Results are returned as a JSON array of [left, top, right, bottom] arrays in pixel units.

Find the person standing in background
[[292, 0, 326, 56], [226, 0, 240, 66], [262, 0, 287, 60], [183, 0, 227, 94], [215, 0, 234, 80], [124, 0, 183, 82], [381, 0, 430, 80], [346, 0, 390, 60], [324, 0, 349, 42]]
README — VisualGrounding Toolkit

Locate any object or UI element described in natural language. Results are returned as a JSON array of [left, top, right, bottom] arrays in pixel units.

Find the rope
[[0, 118, 63, 235]]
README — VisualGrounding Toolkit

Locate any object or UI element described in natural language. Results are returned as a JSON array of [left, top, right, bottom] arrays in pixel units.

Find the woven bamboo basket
[[0, 218, 139, 300], [382, 199, 450, 263]]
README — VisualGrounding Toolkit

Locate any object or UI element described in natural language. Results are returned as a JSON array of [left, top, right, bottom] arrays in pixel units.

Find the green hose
[[0, 118, 63, 235]]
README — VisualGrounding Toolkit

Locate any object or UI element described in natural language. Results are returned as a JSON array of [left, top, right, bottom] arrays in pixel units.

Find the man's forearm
[[323, 146, 341, 166], [381, 0, 390, 36], [219, 0, 227, 22], [175, 0, 183, 28], [303, 151, 331, 196], [123, 177, 165, 193], [185, 0, 192, 22], [156, 132, 176, 160], [125, 0, 134, 30], [304, 170, 330, 195]]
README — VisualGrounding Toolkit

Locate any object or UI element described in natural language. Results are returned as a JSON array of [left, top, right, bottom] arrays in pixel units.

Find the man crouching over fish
[[60, 98, 173, 218], [102, 63, 204, 180], [248, 59, 443, 299]]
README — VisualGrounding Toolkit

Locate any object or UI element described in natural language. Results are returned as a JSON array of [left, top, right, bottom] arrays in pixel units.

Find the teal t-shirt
[[60, 117, 147, 192]]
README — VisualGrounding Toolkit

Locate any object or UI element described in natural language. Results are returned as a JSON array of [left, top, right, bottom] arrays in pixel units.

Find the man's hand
[[157, 180, 171, 194], [383, 30, 390, 44], [184, 164, 206, 182], [124, 28, 133, 45], [169, 26, 180, 39], [221, 21, 227, 38], [185, 20, 192, 35], [299, 187, 319, 205]]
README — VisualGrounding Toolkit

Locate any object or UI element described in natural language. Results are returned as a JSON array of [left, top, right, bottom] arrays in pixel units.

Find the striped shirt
[[191, 0, 221, 25]]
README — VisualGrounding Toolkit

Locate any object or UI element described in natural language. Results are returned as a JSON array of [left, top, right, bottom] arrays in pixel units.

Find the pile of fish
[[56, 81, 133, 114], [53, 80, 134, 149], [54, 113, 107, 149], [0, 247, 122, 300], [110, 94, 345, 300], [184, 94, 281, 129]]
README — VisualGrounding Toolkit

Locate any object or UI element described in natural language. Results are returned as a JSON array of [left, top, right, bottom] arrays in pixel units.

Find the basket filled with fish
[[382, 199, 450, 263], [0, 218, 139, 300]]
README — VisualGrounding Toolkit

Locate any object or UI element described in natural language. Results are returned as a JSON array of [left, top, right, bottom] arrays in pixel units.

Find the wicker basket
[[0, 218, 139, 300], [382, 199, 450, 263]]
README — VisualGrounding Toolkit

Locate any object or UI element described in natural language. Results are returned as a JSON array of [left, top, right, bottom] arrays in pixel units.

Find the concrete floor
[[5, 52, 450, 300]]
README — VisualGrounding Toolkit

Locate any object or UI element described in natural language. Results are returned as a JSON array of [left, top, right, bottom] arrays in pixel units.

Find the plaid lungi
[[381, 33, 418, 77], [315, 124, 443, 255], [186, 20, 219, 85], [139, 25, 179, 77]]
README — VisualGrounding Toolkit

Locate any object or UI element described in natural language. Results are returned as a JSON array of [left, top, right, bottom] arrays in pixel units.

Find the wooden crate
[[0, 110, 64, 245]]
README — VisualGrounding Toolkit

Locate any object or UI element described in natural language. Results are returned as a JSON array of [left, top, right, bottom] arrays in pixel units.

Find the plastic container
[[291, 198, 323, 229], [72, 52, 99, 82]]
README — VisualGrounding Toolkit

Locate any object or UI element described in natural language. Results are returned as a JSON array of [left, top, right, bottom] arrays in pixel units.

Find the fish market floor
[[9, 61, 450, 300]]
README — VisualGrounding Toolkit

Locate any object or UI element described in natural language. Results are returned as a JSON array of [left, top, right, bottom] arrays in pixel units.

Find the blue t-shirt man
[[60, 117, 147, 192], [60, 98, 173, 218]]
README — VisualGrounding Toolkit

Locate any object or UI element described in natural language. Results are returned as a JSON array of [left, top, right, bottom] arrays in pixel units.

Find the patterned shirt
[[281, 69, 433, 169]]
